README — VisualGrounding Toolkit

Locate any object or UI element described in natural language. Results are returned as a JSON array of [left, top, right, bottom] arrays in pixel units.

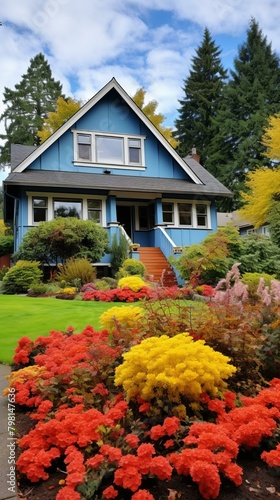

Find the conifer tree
[[174, 28, 227, 166], [210, 18, 280, 209], [0, 53, 64, 165]]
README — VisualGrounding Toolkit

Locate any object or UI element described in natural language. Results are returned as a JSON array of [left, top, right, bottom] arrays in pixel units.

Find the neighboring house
[[3, 78, 232, 283], [217, 211, 270, 237]]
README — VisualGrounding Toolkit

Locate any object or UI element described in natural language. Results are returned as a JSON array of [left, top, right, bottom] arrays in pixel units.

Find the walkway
[[0, 364, 18, 500]]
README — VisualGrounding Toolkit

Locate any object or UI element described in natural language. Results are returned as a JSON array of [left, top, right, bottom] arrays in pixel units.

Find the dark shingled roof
[[10, 144, 37, 171], [4, 168, 232, 197]]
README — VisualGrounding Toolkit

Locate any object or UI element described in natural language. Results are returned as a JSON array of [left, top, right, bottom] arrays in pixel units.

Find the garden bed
[[15, 409, 280, 499]]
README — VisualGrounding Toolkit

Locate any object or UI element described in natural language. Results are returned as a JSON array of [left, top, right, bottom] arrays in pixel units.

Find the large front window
[[54, 199, 82, 219], [28, 193, 105, 226], [74, 131, 145, 168]]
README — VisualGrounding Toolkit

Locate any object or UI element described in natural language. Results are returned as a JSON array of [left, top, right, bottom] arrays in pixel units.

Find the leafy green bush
[[2, 261, 42, 294], [0, 265, 9, 281], [56, 258, 96, 286], [239, 234, 280, 278], [0, 235, 14, 257], [241, 272, 275, 303], [14, 217, 109, 266], [94, 279, 110, 291], [27, 283, 48, 296], [171, 225, 241, 286], [117, 258, 146, 278]]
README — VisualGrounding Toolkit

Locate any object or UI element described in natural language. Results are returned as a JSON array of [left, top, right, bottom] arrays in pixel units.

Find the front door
[[117, 205, 132, 238]]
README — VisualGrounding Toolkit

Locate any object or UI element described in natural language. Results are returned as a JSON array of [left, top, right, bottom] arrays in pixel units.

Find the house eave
[[4, 171, 233, 198]]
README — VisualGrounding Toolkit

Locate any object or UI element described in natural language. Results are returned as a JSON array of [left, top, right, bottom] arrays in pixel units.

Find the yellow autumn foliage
[[262, 113, 280, 160], [239, 167, 280, 228]]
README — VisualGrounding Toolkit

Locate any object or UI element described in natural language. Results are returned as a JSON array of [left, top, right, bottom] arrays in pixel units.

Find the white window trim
[[162, 199, 211, 229], [26, 192, 106, 227], [72, 130, 146, 170]]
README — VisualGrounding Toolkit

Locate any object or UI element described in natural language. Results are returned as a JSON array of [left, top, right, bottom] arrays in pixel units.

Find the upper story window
[[73, 131, 145, 169], [162, 200, 210, 228]]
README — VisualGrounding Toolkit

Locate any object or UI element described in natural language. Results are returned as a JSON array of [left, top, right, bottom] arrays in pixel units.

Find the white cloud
[[0, 0, 280, 139]]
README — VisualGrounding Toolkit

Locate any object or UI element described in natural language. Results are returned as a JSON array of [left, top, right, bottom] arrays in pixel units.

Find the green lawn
[[0, 296, 130, 365]]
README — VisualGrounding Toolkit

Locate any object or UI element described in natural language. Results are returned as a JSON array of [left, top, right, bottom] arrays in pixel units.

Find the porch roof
[[4, 169, 232, 198]]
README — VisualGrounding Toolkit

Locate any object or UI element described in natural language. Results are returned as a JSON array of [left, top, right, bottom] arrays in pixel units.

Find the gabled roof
[[11, 78, 203, 184]]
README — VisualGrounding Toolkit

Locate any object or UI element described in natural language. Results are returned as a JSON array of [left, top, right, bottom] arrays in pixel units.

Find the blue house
[[4, 78, 231, 283]]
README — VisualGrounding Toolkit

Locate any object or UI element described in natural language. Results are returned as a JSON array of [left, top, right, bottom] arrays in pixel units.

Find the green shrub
[[0, 235, 14, 257], [27, 283, 48, 296], [0, 266, 9, 281], [241, 272, 275, 303], [2, 261, 42, 294], [119, 258, 146, 277], [56, 258, 96, 287], [94, 279, 110, 291]]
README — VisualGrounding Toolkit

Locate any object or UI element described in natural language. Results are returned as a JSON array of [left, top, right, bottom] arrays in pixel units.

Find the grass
[[0, 295, 131, 365]]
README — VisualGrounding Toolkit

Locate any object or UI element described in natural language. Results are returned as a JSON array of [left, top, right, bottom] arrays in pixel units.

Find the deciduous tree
[[132, 88, 178, 148], [37, 96, 81, 143]]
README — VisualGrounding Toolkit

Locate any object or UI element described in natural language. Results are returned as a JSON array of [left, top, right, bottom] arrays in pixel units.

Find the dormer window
[[73, 131, 145, 169]]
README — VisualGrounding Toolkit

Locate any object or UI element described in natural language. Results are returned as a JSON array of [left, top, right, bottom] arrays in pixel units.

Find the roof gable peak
[[12, 78, 202, 184]]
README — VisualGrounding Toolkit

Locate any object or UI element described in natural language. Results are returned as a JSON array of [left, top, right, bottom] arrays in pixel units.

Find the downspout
[[4, 189, 20, 254]]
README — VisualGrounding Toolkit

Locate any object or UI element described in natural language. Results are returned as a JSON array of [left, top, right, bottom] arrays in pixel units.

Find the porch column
[[106, 195, 117, 224], [154, 198, 163, 225]]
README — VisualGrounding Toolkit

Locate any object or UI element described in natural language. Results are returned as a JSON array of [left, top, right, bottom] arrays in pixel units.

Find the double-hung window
[[33, 197, 47, 223], [77, 134, 91, 160], [162, 203, 174, 224], [87, 200, 102, 223], [74, 131, 145, 168]]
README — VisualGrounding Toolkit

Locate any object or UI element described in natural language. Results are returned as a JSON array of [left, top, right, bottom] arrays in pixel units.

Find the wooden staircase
[[138, 247, 177, 287]]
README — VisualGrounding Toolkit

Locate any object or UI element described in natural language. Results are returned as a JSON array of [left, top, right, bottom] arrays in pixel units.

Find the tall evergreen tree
[[174, 28, 227, 167], [0, 53, 64, 165], [209, 18, 280, 209]]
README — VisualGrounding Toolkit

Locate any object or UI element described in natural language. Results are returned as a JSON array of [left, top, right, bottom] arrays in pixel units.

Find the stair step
[[138, 247, 177, 286]]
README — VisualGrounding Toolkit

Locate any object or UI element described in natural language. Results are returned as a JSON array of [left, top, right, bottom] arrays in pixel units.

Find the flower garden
[[4, 265, 280, 500]]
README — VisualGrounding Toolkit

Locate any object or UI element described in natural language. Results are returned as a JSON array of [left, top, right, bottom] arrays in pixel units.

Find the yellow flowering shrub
[[58, 287, 77, 295], [115, 333, 236, 405], [100, 305, 145, 332], [118, 276, 146, 292]]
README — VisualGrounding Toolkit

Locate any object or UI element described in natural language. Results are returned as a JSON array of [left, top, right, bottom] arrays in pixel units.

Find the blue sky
[[0, 0, 279, 158]]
